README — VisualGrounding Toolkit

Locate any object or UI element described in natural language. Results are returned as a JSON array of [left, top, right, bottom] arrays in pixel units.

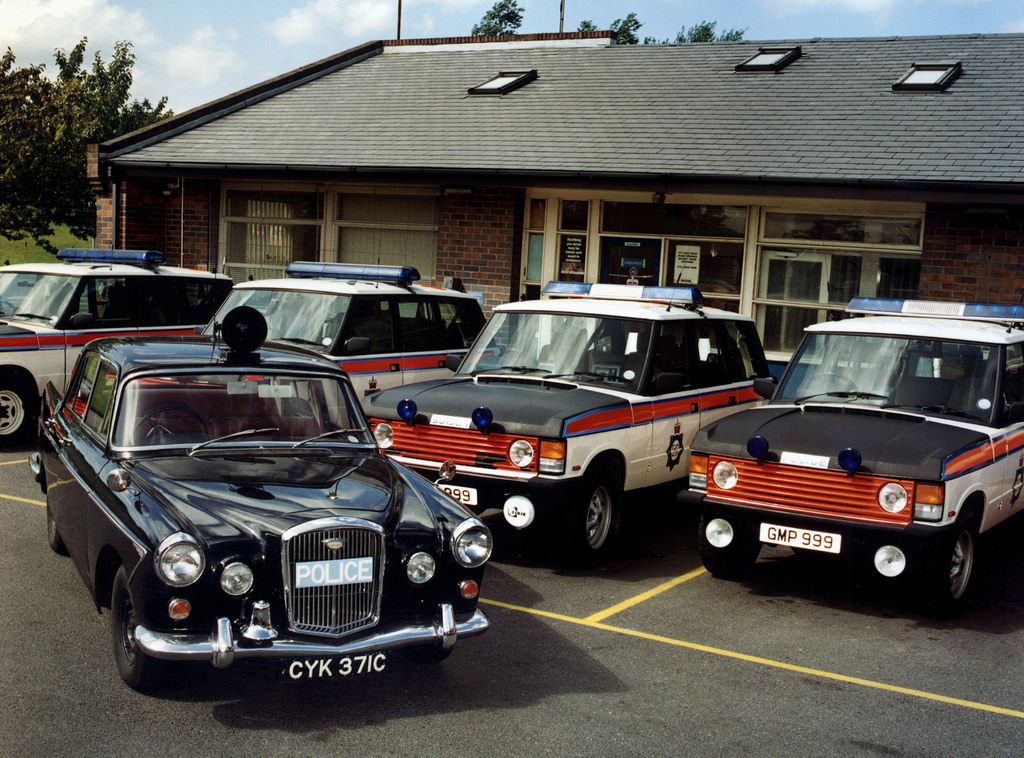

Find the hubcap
[[0, 389, 25, 436], [585, 486, 612, 549], [948, 530, 974, 600]]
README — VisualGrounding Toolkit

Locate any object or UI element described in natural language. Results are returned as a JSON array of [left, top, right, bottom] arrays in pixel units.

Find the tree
[[676, 20, 745, 43], [471, 0, 524, 37], [609, 12, 643, 45], [0, 39, 170, 252]]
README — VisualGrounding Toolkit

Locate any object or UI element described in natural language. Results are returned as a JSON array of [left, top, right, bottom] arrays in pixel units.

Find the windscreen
[[113, 371, 370, 448], [209, 289, 350, 353], [0, 272, 77, 325], [777, 332, 999, 424]]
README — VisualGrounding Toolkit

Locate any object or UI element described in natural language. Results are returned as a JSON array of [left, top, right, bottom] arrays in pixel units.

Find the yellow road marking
[[1, 492, 45, 507], [481, 597, 1024, 720], [584, 566, 707, 622], [1, 458, 28, 466]]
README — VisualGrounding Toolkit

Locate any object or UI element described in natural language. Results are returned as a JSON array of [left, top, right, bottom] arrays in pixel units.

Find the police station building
[[89, 31, 1024, 365]]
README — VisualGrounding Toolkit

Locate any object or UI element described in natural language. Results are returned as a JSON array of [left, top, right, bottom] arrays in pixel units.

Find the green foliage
[[675, 20, 746, 43], [471, 0, 524, 36], [0, 39, 171, 253], [610, 12, 643, 45], [577, 20, 598, 32], [0, 224, 90, 265]]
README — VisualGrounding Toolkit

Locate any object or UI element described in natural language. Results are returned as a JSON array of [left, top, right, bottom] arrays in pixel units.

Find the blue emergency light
[[542, 281, 703, 305], [847, 297, 1024, 323], [57, 248, 166, 265], [286, 262, 421, 285]]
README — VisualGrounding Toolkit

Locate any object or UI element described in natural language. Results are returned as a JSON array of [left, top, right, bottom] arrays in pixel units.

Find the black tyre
[[45, 501, 68, 556], [570, 469, 621, 559], [111, 566, 164, 691], [922, 523, 977, 617], [698, 514, 761, 579]]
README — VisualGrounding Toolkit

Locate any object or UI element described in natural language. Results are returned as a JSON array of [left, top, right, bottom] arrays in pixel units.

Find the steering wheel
[[134, 405, 209, 444]]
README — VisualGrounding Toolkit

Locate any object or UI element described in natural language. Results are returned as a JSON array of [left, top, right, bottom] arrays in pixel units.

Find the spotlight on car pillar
[[746, 435, 769, 460], [838, 447, 862, 473], [397, 398, 417, 424], [472, 406, 493, 432]]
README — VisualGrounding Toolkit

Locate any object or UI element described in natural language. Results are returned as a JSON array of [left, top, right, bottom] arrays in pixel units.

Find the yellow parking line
[[0, 458, 28, 466], [480, 597, 1024, 720], [584, 566, 706, 623], [1, 492, 45, 507]]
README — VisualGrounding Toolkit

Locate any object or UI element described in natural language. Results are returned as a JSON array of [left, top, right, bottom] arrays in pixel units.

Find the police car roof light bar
[[57, 248, 166, 266], [542, 281, 703, 305], [847, 297, 1024, 323], [286, 262, 421, 285]]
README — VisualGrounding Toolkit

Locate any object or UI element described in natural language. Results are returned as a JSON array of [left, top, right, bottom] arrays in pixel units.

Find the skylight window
[[892, 61, 962, 91], [468, 70, 538, 95], [735, 46, 801, 72]]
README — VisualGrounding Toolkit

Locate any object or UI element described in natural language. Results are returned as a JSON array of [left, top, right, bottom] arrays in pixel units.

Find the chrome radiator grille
[[281, 518, 385, 638]]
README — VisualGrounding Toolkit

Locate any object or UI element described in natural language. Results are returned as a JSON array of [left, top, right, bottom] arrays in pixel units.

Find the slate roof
[[103, 33, 1024, 192]]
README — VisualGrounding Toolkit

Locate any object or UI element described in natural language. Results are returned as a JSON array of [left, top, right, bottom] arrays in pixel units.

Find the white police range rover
[[205, 263, 484, 400], [0, 248, 230, 442], [690, 297, 1024, 615], [365, 282, 771, 558]]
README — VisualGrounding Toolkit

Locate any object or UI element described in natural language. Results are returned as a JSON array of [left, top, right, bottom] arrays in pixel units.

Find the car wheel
[[697, 514, 761, 579], [0, 385, 33, 443], [570, 472, 621, 560], [45, 502, 68, 556], [922, 523, 977, 617], [111, 566, 163, 691]]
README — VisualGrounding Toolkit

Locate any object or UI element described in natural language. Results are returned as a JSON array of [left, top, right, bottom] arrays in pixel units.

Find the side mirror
[[67, 312, 95, 329], [343, 336, 371, 355], [652, 371, 687, 394], [1007, 401, 1024, 424], [445, 353, 463, 372], [754, 376, 778, 399]]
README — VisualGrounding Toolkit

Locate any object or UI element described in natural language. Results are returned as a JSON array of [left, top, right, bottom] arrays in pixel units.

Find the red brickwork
[[436, 188, 524, 311], [94, 178, 215, 271], [920, 204, 1024, 303]]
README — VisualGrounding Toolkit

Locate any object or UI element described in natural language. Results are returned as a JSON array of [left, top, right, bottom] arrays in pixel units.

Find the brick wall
[[920, 204, 1024, 303], [436, 187, 524, 311], [94, 177, 216, 271]]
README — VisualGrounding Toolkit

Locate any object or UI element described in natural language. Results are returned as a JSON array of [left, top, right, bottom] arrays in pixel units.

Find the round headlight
[[221, 561, 254, 596], [156, 534, 205, 587], [374, 422, 394, 449], [452, 519, 493, 568], [704, 517, 735, 548], [712, 460, 738, 490], [878, 482, 908, 513], [407, 551, 436, 584], [508, 439, 535, 468], [873, 545, 907, 577]]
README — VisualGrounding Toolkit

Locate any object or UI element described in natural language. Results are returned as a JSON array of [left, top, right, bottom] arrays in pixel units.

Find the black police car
[[32, 307, 492, 690]]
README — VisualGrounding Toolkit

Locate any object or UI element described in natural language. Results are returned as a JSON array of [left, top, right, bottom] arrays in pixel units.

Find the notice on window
[[673, 244, 701, 285], [559, 235, 586, 282]]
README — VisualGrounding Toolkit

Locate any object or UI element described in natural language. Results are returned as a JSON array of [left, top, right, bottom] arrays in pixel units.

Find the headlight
[[221, 561, 254, 596], [878, 482, 908, 513], [374, 422, 394, 449], [508, 439, 535, 468], [407, 551, 436, 584], [155, 533, 205, 587], [712, 460, 738, 489], [452, 518, 492, 568]]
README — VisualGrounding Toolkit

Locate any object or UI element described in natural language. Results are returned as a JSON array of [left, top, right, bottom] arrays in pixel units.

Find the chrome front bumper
[[134, 603, 489, 669]]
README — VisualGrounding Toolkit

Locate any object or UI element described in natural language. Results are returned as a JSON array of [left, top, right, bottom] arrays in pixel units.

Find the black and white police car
[[0, 248, 230, 442], [204, 263, 485, 400], [690, 297, 1024, 614], [366, 281, 770, 558]]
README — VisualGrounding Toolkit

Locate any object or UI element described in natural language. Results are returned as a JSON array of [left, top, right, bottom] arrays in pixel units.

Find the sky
[[3, 0, 1024, 113]]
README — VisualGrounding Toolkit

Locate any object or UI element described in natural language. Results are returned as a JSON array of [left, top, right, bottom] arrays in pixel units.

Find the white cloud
[[266, 0, 395, 46], [0, 0, 153, 65], [136, 26, 246, 110]]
